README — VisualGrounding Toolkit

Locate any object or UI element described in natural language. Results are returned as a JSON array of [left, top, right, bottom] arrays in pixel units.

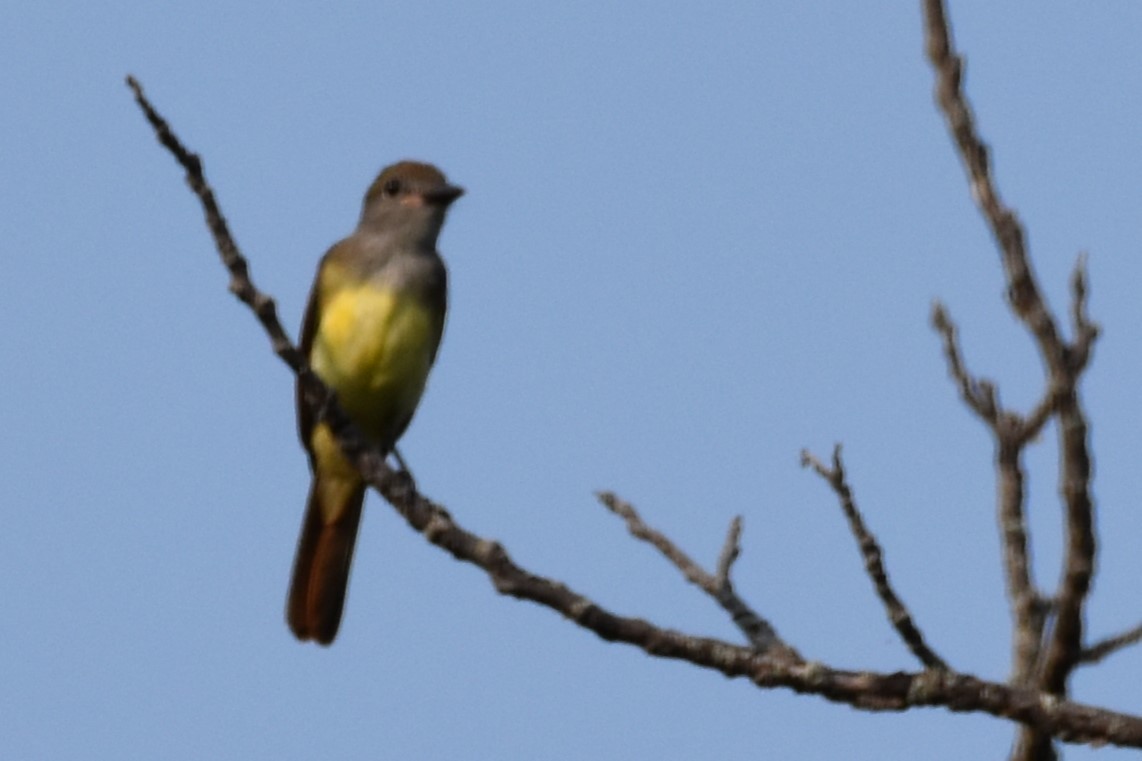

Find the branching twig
[[930, 300, 1056, 449], [598, 492, 798, 659], [801, 446, 948, 671], [924, 4, 1101, 758], [931, 302, 1043, 685], [923, 0, 1099, 703]]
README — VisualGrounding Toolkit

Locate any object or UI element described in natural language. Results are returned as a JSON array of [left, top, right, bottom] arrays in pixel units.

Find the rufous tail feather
[[287, 477, 365, 645]]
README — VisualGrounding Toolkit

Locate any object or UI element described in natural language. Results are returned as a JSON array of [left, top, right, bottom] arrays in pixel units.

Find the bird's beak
[[422, 184, 465, 207]]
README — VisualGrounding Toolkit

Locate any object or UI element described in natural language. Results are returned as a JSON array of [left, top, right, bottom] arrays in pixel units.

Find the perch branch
[[128, 71, 1137, 751]]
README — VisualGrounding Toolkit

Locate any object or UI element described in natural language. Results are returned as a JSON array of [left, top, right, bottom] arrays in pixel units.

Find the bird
[[287, 161, 463, 645]]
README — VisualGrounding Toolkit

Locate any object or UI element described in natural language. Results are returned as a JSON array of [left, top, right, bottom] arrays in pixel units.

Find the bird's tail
[[286, 474, 365, 645]]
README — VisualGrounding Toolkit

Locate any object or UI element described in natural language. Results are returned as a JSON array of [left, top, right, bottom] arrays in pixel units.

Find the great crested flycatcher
[[287, 161, 463, 645]]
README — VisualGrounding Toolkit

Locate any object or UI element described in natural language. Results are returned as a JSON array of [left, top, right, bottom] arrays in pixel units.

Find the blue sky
[[3, 2, 1142, 759]]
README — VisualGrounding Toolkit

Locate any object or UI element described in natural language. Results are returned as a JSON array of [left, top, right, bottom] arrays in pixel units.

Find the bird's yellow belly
[[310, 284, 435, 445]]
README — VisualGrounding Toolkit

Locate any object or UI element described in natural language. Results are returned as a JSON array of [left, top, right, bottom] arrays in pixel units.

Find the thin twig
[[597, 492, 798, 659], [715, 516, 743, 589], [931, 301, 998, 425], [801, 445, 948, 671], [1069, 255, 1098, 370], [1019, 389, 1059, 448], [125, 75, 341, 444], [923, 3, 1062, 362], [1079, 622, 1142, 666]]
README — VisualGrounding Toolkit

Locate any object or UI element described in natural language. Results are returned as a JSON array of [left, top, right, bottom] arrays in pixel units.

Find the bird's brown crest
[[364, 161, 450, 206]]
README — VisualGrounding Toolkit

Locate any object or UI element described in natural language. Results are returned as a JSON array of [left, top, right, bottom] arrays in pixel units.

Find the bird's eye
[[382, 178, 402, 196]]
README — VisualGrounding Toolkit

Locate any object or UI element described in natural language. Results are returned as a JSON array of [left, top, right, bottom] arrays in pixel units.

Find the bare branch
[[597, 492, 797, 659], [922, 2, 1063, 365], [1018, 389, 1058, 448], [931, 302, 998, 424], [931, 303, 1044, 682], [125, 75, 344, 451], [1042, 260, 1099, 693], [1038, 393, 1097, 696], [801, 446, 948, 671], [1067, 255, 1099, 374], [996, 438, 1044, 686], [715, 516, 743, 589], [1079, 622, 1142, 666], [128, 70, 1137, 750], [127, 78, 295, 367], [922, 0, 1098, 704]]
